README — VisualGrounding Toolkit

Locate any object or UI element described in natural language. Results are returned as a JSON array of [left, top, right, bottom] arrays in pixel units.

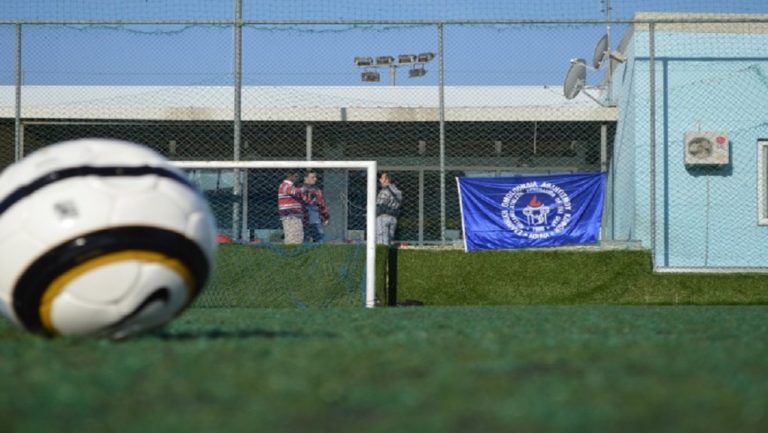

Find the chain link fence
[[2, 1, 768, 270], [0, 21, 614, 246]]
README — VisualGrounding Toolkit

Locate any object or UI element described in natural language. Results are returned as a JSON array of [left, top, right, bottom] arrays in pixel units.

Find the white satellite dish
[[563, 58, 587, 100], [592, 34, 609, 69]]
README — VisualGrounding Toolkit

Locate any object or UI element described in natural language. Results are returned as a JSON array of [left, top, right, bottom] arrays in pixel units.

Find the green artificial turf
[[1, 306, 767, 433], [394, 249, 768, 305], [201, 245, 768, 307]]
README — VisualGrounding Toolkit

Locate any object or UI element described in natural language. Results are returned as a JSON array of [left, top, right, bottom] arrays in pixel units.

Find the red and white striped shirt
[[278, 179, 304, 220]]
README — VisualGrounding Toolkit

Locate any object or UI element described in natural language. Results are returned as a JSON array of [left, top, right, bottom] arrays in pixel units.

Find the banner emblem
[[501, 182, 572, 240]]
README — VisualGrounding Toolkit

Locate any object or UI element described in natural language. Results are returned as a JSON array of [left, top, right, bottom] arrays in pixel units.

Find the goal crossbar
[[173, 160, 378, 308]]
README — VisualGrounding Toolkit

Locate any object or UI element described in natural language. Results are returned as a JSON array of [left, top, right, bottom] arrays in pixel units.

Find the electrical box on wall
[[684, 131, 729, 166]]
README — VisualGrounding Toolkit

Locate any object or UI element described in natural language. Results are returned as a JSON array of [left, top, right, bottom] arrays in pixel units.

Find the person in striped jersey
[[277, 170, 305, 244]]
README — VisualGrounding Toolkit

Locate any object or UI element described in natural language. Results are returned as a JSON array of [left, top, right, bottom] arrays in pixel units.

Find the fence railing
[[2, 5, 768, 270]]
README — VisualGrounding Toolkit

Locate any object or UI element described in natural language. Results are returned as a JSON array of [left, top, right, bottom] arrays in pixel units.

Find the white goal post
[[172, 160, 378, 308]]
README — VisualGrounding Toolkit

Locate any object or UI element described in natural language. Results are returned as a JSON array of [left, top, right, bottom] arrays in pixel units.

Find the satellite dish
[[563, 58, 587, 100], [592, 34, 609, 69]]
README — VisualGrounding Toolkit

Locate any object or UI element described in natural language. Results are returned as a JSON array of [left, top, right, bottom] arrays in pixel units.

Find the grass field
[[2, 305, 767, 433]]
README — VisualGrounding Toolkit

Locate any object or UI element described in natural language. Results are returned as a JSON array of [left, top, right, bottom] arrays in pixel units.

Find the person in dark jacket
[[301, 170, 330, 243], [375, 172, 402, 245]]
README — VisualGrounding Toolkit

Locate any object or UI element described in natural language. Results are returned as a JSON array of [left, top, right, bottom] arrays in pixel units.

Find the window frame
[[758, 139, 768, 225]]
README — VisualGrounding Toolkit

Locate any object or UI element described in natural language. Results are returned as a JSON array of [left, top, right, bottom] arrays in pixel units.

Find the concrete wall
[[612, 23, 768, 268]]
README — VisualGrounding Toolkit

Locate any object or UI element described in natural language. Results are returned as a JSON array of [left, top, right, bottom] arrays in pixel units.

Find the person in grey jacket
[[375, 172, 402, 245]]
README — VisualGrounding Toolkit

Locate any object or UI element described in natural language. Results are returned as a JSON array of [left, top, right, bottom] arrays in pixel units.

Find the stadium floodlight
[[417, 52, 435, 63], [173, 160, 379, 308], [356, 52, 434, 85], [409, 67, 427, 78], [354, 56, 373, 67], [361, 71, 381, 82]]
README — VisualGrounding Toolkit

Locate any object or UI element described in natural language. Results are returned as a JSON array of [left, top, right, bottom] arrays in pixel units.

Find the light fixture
[[361, 71, 380, 82], [409, 67, 426, 78], [417, 52, 435, 63], [356, 52, 434, 84], [354, 56, 373, 67]]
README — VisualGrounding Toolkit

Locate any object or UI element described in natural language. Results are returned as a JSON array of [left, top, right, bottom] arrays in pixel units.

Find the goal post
[[173, 160, 378, 308]]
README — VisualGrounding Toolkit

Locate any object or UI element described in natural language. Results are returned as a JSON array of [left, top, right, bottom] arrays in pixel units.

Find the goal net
[[173, 160, 378, 308]]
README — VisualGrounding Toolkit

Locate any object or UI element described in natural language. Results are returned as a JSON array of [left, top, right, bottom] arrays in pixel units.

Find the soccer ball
[[0, 139, 217, 339]]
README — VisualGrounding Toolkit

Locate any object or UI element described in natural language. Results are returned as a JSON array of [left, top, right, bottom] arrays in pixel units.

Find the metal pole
[[649, 22, 657, 269], [437, 23, 446, 243], [306, 124, 313, 160], [14, 24, 22, 161], [233, 1, 242, 162], [605, 0, 613, 102], [418, 169, 424, 245], [365, 162, 378, 307], [600, 123, 609, 242], [233, 0, 242, 162], [233, 0, 244, 241], [600, 123, 608, 172]]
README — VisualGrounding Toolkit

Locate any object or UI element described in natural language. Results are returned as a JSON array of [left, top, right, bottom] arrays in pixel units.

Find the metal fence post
[[438, 22, 446, 244], [233, 0, 245, 241], [14, 24, 22, 161], [649, 22, 657, 270]]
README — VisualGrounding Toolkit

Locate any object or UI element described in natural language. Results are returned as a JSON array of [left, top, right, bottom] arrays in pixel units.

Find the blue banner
[[457, 173, 606, 251]]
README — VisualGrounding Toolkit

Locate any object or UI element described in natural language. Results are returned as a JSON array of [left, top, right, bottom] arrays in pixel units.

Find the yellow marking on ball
[[38, 250, 195, 335]]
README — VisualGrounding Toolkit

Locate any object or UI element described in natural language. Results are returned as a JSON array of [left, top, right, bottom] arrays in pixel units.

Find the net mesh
[[196, 243, 368, 308], [182, 166, 373, 308]]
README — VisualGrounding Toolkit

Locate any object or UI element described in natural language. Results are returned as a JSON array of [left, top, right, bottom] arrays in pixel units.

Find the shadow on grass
[[153, 328, 337, 341]]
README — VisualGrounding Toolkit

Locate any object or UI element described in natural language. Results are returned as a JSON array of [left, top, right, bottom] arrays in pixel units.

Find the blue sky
[[1, 1, 767, 87], [2, 1, 767, 22]]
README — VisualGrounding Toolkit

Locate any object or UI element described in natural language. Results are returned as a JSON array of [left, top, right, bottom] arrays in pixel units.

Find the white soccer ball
[[0, 139, 217, 339]]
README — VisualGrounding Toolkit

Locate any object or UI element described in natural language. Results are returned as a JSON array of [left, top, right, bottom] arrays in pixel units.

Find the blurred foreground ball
[[0, 139, 216, 339]]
